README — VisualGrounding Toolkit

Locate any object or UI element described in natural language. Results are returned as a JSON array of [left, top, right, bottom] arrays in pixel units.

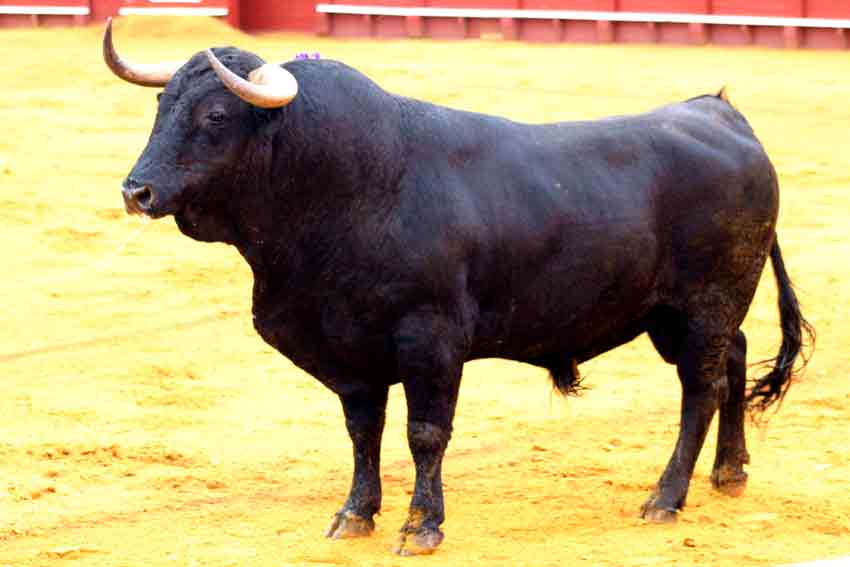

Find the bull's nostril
[[133, 186, 154, 208]]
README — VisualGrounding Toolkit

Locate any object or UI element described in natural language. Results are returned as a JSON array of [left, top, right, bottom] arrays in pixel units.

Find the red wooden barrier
[[2, 0, 848, 49]]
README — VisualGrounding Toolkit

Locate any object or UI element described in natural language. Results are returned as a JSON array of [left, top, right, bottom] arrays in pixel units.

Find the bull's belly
[[468, 287, 657, 363], [466, 227, 661, 363]]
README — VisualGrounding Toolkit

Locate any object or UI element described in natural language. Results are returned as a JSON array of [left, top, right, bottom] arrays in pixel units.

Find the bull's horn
[[103, 17, 183, 87], [205, 49, 298, 109]]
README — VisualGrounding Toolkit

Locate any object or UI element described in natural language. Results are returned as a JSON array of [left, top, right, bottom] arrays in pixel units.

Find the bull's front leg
[[326, 387, 389, 538], [393, 311, 466, 556]]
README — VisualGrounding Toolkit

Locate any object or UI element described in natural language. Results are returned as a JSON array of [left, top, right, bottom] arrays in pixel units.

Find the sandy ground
[[1, 17, 848, 567]]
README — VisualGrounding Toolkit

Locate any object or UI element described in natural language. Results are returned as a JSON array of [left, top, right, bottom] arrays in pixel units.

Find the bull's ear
[[206, 49, 298, 109]]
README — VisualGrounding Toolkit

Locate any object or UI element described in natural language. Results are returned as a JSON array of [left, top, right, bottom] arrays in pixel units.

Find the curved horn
[[205, 49, 298, 109], [103, 17, 183, 87]]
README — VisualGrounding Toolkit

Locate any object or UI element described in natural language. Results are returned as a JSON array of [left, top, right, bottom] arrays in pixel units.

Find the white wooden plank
[[316, 4, 850, 29]]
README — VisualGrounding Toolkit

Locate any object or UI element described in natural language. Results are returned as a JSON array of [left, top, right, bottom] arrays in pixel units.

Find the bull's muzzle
[[122, 177, 156, 215]]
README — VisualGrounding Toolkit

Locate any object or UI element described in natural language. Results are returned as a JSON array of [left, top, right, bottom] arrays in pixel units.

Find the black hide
[[120, 49, 812, 553]]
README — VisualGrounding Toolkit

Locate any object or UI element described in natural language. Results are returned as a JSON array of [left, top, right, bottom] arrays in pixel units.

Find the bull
[[103, 19, 813, 555]]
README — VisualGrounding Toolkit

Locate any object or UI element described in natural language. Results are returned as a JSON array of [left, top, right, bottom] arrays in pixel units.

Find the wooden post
[[688, 22, 707, 45], [553, 18, 564, 42], [783, 26, 801, 48], [406, 15, 424, 38], [227, 0, 240, 29], [458, 16, 468, 38], [316, 12, 331, 35], [836, 28, 848, 49], [596, 20, 614, 42], [500, 17, 517, 40], [740, 24, 752, 45]]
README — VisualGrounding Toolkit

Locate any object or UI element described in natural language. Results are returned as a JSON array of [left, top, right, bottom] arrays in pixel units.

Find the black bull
[[108, 36, 813, 555]]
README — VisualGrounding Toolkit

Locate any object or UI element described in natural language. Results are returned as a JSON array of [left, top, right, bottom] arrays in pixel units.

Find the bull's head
[[103, 18, 298, 228]]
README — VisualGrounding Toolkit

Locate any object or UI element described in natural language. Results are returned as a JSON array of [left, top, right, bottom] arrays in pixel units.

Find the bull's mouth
[[122, 181, 226, 241], [123, 202, 173, 220]]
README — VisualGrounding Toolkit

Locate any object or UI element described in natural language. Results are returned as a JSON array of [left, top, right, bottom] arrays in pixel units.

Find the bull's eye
[[207, 110, 227, 124]]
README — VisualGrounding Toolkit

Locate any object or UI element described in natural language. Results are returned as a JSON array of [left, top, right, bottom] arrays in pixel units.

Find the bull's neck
[[223, 82, 406, 290], [230, 121, 404, 283]]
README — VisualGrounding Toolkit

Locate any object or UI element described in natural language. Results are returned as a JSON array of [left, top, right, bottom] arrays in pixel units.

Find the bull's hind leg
[[642, 321, 729, 522], [711, 329, 750, 496], [327, 387, 389, 539]]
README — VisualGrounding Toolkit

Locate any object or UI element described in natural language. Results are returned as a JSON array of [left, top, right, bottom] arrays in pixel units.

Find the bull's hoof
[[326, 510, 375, 539], [711, 465, 748, 497], [394, 527, 444, 556], [640, 494, 679, 523]]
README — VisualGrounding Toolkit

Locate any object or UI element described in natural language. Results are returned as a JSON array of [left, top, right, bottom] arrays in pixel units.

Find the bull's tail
[[746, 237, 815, 413]]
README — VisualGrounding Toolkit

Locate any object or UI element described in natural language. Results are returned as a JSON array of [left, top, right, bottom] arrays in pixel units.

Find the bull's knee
[[408, 421, 450, 455], [714, 375, 730, 406]]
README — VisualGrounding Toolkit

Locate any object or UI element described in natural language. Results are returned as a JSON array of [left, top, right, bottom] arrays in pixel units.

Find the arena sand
[[0, 16, 848, 567]]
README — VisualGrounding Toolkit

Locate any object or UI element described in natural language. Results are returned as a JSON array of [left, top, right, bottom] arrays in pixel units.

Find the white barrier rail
[[0, 5, 89, 15], [316, 3, 850, 29], [118, 7, 228, 16]]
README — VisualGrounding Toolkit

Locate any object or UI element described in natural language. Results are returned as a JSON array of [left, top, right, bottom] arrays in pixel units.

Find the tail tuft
[[746, 239, 815, 414], [551, 358, 587, 397]]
